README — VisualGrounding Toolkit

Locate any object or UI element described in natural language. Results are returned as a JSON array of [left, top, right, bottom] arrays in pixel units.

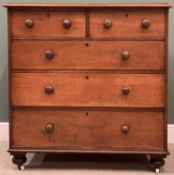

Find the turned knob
[[104, 19, 112, 29], [44, 50, 54, 60], [63, 19, 71, 29], [45, 123, 54, 133], [142, 19, 151, 29], [25, 19, 33, 28], [121, 124, 130, 134], [121, 51, 130, 60], [122, 87, 130, 95], [45, 85, 54, 94]]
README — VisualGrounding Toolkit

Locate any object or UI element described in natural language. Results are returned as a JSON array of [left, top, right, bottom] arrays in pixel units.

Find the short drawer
[[10, 11, 86, 38], [90, 11, 165, 39], [12, 40, 165, 70], [12, 109, 164, 151], [11, 73, 165, 108]]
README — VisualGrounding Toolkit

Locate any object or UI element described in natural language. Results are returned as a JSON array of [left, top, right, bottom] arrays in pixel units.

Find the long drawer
[[11, 73, 165, 108], [12, 40, 165, 70], [12, 109, 164, 151]]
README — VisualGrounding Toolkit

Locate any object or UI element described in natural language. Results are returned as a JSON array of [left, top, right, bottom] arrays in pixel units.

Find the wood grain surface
[[12, 109, 164, 151], [10, 11, 86, 39], [11, 73, 165, 108], [90, 11, 165, 40], [12, 40, 165, 70]]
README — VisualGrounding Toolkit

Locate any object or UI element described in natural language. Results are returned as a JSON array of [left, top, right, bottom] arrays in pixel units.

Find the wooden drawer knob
[[45, 123, 54, 133], [122, 87, 130, 95], [104, 19, 112, 29], [121, 124, 130, 134], [121, 51, 130, 60], [63, 19, 71, 29], [44, 50, 54, 60], [45, 85, 54, 94], [142, 19, 151, 29], [25, 19, 33, 28]]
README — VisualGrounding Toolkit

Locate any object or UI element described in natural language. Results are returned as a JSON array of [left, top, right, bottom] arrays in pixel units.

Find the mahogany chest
[[5, 3, 171, 172]]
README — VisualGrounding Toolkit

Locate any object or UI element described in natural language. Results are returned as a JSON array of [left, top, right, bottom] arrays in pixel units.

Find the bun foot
[[148, 155, 165, 173], [11, 153, 27, 170]]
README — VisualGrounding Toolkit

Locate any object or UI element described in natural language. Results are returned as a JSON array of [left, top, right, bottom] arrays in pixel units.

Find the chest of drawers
[[5, 3, 171, 172]]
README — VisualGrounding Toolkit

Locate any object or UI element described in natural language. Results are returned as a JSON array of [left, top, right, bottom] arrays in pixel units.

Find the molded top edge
[[4, 3, 172, 8]]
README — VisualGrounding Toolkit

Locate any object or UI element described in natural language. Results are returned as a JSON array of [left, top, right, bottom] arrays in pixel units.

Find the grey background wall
[[0, 0, 173, 123]]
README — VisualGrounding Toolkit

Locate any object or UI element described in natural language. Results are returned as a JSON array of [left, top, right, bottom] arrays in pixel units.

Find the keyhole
[[86, 76, 89, 80], [86, 112, 89, 116], [125, 13, 128, 17], [85, 43, 89, 47], [47, 13, 50, 18]]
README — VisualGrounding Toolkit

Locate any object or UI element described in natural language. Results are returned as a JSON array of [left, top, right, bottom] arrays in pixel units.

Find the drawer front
[[11, 11, 86, 38], [12, 40, 165, 70], [12, 110, 164, 151], [12, 73, 165, 108], [90, 11, 165, 39]]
